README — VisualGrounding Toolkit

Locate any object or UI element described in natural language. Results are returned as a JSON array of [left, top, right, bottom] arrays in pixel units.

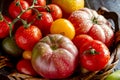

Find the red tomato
[[46, 4, 62, 20], [0, 16, 13, 38], [32, 12, 53, 36], [15, 25, 42, 50], [32, 34, 78, 79], [72, 34, 93, 49], [16, 59, 37, 76], [25, 0, 46, 6], [69, 8, 114, 47], [79, 38, 110, 71], [9, 0, 32, 20]]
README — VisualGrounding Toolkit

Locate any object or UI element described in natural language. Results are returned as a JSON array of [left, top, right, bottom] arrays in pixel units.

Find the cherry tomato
[[22, 50, 32, 60], [0, 16, 13, 38], [79, 36, 110, 71], [72, 34, 93, 49], [32, 12, 53, 36], [15, 25, 42, 50], [50, 18, 75, 40], [16, 59, 37, 76], [46, 4, 62, 20], [9, 0, 32, 20], [25, 0, 46, 6], [2, 37, 23, 57]]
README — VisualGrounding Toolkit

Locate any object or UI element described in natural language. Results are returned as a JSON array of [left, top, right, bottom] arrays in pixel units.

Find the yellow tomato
[[50, 18, 75, 40], [52, 0, 84, 14], [22, 50, 32, 60]]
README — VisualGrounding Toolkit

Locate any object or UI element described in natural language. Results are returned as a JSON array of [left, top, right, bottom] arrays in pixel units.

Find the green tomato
[[2, 37, 23, 57], [105, 70, 120, 80]]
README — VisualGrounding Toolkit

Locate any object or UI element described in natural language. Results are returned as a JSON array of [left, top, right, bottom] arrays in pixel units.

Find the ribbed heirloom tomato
[[31, 34, 78, 79], [69, 8, 114, 47]]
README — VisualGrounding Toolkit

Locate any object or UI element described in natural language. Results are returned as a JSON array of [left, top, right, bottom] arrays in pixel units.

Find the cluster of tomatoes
[[0, 0, 115, 79]]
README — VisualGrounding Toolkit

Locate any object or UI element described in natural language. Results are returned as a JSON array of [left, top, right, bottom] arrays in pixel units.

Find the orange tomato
[[22, 50, 32, 60], [50, 18, 75, 40]]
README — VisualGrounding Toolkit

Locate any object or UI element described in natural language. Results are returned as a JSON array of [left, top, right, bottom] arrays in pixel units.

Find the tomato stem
[[0, 13, 3, 21], [92, 17, 98, 24], [83, 47, 99, 55]]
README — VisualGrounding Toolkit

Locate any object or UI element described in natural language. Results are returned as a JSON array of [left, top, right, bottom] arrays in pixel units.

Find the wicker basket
[[0, 0, 120, 80]]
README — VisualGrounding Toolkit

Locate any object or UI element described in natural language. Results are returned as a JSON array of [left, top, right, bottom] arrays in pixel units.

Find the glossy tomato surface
[[0, 16, 13, 38], [16, 59, 37, 76], [9, 0, 32, 19], [46, 4, 62, 20], [32, 34, 78, 79], [32, 12, 53, 36], [15, 25, 42, 50], [79, 39, 110, 71]]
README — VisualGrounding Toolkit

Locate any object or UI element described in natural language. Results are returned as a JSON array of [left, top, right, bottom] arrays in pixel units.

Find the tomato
[[2, 37, 23, 57], [32, 12, 53, 36], [25, 0, 46, 6], [72, 34, 93, 49], [52, 0, 84, 14], [50, 18, 75, 40], [9, 0, 32, 20], [15, 25, 42, 50], [16, 59, 37, 76], [0, 16, 13, 38], [79, 37, 110, 71], [45, 4, 62, 20], [22, 50, 32, 60], [32, 34, 78, 79], [69, 8, 114, 47], [25, 0, 46, 11]]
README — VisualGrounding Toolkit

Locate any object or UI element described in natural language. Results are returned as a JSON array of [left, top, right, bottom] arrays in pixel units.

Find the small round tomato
[[16, 59, 37, 76], [25, 0, 46, 6], [46, 4, 62, 20], [9, 0, 32, 20], [2, 37, 23, 57], [79, 39, 110, 71], [0, 16, 13, 38], [22, 50, 32, 60], [15, 25, 42, 50], [32, 12, 53, 36], [50, 18, 75, 40], [72, 34, 93, 49]]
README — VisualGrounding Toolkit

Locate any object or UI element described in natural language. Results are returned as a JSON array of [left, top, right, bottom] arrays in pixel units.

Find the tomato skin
[[68, 8, 114, 47], [32, 34, 78, 79], [46, 4, 62, 20], [32, 12, 53, 36], [9, 0, 32, 19], [15, 25, 42, 50], [2, 37, 23, 57], [16, 59, 38, 76], [22, 50, 32, 60], [79, 39, 110, 71], [72, 34, 93, 49], [0, 16, 13, 38], [50, 18, 75, 40]]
